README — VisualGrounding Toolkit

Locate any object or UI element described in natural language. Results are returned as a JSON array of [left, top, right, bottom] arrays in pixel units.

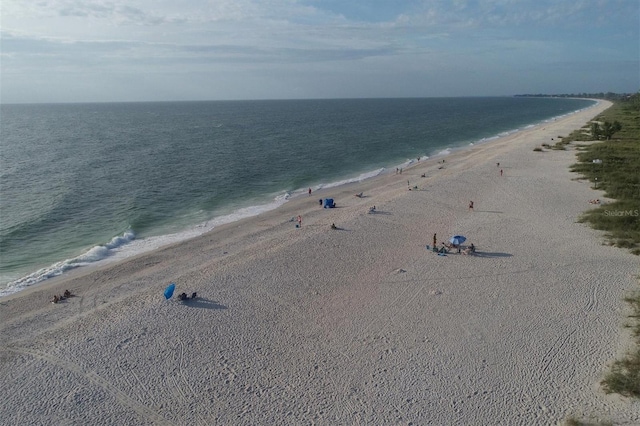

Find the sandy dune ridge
[[1, 100, 639, 425]]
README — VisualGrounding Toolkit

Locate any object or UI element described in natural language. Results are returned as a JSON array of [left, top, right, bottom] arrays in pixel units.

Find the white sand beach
[[1, 100, 639, 425]]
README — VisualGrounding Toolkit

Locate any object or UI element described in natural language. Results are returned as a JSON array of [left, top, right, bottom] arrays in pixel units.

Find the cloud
[[390, 0, 637, 29], [1, 0, 638, 103], [57, 1, 174, 25]]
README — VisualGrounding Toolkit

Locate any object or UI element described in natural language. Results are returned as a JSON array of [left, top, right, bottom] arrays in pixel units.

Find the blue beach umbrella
[[164, 283, 176, 299], [449, 235, 466, 245]]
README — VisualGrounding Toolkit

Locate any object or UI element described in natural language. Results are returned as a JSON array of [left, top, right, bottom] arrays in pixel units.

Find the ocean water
[[0, 97, 594, 296]]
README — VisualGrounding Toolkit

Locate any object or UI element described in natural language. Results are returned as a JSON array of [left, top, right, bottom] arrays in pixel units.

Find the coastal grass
[[551, 139, 570, 150], [567, 94, 640, 402], [601, 289, 640, 398], [569, 95, 640, 255]]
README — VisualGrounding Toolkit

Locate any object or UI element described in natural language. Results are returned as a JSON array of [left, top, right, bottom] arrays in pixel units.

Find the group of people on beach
[[432, 233, 476, 255], [437, 242, 475, 255], [178, 292, 197, 301], [51, 289, 73, 304], [310, 159, 484, 250]]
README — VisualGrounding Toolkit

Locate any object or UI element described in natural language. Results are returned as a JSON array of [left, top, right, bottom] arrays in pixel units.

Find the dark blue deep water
[[0, 97, 594, 295]]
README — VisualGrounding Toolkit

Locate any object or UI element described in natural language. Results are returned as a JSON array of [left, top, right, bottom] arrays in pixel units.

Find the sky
[[1, 0, 638, 103]]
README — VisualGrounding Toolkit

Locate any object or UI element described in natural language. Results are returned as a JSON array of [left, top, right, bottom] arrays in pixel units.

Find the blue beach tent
[[323, 198, 336, 208]]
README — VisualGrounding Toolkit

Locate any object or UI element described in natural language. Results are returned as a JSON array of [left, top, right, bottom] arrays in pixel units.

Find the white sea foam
[[0, 231, 136, 297], [316, 168, 385, 190], [108, 196, 293, 264]]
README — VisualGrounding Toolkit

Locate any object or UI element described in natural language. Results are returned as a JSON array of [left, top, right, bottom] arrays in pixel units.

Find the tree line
[[514, 92, 636, 102]]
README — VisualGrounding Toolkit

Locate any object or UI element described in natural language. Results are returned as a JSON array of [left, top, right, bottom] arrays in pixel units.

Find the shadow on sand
[[474, 251, 513, 258], [331, 226, 353, 232], [181, 298, 227, 310]]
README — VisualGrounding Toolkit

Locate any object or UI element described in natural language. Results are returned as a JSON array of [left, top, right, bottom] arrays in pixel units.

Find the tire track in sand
[[174, 339, 210, 425], [244, 287, 358, 420], [169, 341, 190, 407], [5, 346, 170, 426]]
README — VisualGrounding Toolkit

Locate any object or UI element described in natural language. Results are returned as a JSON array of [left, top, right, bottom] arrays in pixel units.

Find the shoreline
[[3, 99, 638, 424], [0, 100, 610, 302], [1, 99, 598, 298]]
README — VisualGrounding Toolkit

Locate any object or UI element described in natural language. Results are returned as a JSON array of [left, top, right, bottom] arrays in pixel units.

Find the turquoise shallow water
[[0, 97, 594, 295]]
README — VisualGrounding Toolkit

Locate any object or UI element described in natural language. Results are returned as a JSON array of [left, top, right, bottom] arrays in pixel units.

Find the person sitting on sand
[[178, 292, 188, 301], [51, 295, 60, 304], [64, 289, 72, 298], [331, 223, 337, 230], [191, 292, 197, 299], [463, 243, 476, 255]]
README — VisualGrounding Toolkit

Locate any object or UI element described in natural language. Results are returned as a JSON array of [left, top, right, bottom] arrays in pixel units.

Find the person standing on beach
[[500, 169, 503, 176], [297, 215, 302, 227], [469, 201, 474, 211], [308, 187, 312, 196], [433, 233, 437, 248]]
